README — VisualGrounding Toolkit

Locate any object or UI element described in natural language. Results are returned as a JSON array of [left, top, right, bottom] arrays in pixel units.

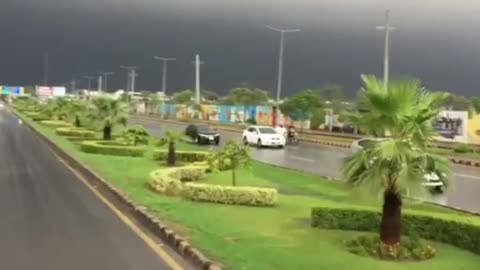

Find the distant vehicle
[[351, 138, 444, 192], [185, 124, 220, 145], [242, 125, 286, 148]]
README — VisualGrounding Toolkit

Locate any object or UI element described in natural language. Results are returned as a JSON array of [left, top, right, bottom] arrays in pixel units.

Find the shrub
[[185, 124, 199, 141], [40, 120, 73, 128], [120, 126, 151, 145], [453, 143, 471, 154], [80, 140, 145, 157], [311, 206, 480, 255], [184, 183, 277, 206], [56, 127, 96, 138], [32, 115, 51, 122], [149, 166, 206, 196], [345, 235, 436, 261], [152, 150, 209, 163]]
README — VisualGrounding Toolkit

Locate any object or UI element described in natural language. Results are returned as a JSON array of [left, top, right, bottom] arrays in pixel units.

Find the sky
[[1, 0, 480, 97]]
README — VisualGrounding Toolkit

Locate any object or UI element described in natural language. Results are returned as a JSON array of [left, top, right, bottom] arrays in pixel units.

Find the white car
[[351, 138, 444, 192], [242, 125, 286, 148]]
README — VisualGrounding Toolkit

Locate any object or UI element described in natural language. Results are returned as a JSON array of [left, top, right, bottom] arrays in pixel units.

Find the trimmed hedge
[[56, 127, 96, 138], [153, 150, 209, 162], [184, 183, 278, 207], [32, 115, 52, 122], [80, 140, 145, 157], [311, 206, 480, 255], [40, 120, 72, 128], [149, 166, 278, 206]]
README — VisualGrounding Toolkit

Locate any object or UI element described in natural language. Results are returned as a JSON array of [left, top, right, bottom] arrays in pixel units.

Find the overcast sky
[[1, 0, 480, 97]]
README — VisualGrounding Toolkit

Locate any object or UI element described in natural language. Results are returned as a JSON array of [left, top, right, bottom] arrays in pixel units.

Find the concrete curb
[[16, 112, 224, 270], [132, 115, 480, 168]]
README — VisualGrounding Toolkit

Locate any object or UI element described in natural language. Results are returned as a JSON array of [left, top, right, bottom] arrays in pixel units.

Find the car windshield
[[197, 126, 215, 133], [258, 128, 277, 134]]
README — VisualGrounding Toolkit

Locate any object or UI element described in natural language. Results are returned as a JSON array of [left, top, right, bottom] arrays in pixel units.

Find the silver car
[[351, 138, 444, 192]]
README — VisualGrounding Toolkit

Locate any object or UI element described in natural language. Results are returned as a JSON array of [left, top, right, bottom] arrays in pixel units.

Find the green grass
[[18, 111, 480, 270]]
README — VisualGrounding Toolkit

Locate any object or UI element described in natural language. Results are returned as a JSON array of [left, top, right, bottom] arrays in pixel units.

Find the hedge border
[[40, 120, 73, 128], [311, 206, 480, 255], [80, 140, 145, 157], [152, 150, 210, 163], [56, 127, 96, 138], [14, 109, 224, 270]]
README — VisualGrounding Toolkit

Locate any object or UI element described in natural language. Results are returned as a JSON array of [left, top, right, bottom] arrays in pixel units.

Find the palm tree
[[87, 97, 129, 140], [66, 99, 87, 127], [342, 75, 451, 249], [161, 130, 182, 166]]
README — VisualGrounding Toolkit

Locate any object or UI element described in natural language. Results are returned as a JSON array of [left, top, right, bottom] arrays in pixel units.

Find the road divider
[[131, 115, 480, 168]]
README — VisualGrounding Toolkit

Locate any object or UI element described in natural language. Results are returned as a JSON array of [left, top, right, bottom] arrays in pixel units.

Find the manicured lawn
[[18, 112, 480, 270]]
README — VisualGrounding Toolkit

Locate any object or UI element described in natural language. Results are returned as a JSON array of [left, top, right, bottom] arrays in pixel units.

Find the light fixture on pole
[[265, 25, 301, 103], [99, 71, 114, 92], [153, 56, 176, 94], [376, 10, 396, 90]]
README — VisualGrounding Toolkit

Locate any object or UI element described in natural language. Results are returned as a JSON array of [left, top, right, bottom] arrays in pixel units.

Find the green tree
[[318, 83, 345, 101], [120, 125, 150, 145], [343, 75, 451, 250], [66, 99, 87, 127], [472, 96, 480, 113], [157, 130, 183, 166], [171, 90, 194, 104], [220, 87, 270, 105], [279, 89, 323, 129], [87, 97, 129, 140], [218, 141, 251, 186]]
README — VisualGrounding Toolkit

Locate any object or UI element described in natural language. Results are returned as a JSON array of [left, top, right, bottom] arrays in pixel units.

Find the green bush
[[24, 111, 40, 117], [149, 166, 206, 196], [184, 183, 278, 206], [32, 115, 52, 122], [311, 206, 480, 255], [40, 120, 73, 128], [152, 150, 209, 163], [56, 127, 96, 138], [453, 143, 471, 153], [80, 140, 145, 157]]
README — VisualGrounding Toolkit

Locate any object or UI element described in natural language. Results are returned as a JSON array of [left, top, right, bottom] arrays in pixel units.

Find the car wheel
[[257, 139, 262, 148], [243, 137, 248, 145], [215, 138, 220, 145], [196, 136, 202, 145], [434, 186, 443, 193]]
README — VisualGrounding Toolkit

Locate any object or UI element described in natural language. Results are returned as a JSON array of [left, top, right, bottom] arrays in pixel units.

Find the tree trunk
[[103, 125, 112, 140], [380, 188, 402, 246], [167, 142, 176, 166], [232, 167, 236, 186], [75, 115, 80, 127]]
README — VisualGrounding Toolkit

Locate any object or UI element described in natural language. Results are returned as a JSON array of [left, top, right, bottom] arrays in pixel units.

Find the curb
[[132, 115, 480, 168], [16, 112, 224, 270]]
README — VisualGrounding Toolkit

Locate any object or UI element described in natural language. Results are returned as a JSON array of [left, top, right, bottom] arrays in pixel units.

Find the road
[[0, 110, 190, 269], [131, 116, 480, 214]]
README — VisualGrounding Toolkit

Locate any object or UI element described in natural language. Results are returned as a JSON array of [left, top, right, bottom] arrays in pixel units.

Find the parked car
[[242, 125, 286, 148], [185, 124, 220, 145], [351, 138, 445, 192]]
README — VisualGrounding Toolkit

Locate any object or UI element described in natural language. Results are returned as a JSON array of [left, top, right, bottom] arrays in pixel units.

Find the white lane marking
[[290, 155, 315, 163], [454, 173, 480, 180]]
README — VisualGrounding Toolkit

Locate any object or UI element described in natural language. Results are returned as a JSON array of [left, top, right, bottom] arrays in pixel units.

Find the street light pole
[[376, 10, 396, 90], [43, 52, 49, 86], [121, 66, 138, 102], [191, 55, 205, 104], [265, 25, 300, 103], [100, 72, 114, 92], [70, 79, 77, 94], [83, 76, 95, 90], [153, 56, 176, 94]]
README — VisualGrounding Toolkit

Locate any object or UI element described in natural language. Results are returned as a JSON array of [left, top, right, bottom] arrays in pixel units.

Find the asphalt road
[[0, 110, 190, 270], [130, 116, 480, 214]]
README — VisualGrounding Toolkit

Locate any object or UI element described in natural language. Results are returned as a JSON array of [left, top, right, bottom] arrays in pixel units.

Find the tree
[[219, 87, 270, 105], [171, 90, 194, 104], [318, 83, 345, 101], [66, 99, 87, 127], [218, 141, 251, 186], [120, 126, 150, 145], [472, 97, 480, 113], [342, 75, 451, 251], [157, 130, 183, 166], [279, 89, 323, 129], [87, 97, 129, 140]]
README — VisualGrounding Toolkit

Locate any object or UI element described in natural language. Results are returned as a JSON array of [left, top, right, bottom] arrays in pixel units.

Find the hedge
[[40, 120, 73, 128], [311, 206, 480, 255], [152, 150, 209, 162], [80, 140, 145, 157], [56, 127, 96, 138], [149, 166, 278, 206], [184, 183, 278, 207]]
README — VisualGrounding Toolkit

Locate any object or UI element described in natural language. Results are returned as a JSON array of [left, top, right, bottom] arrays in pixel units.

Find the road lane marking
[[290, 155, 315, 163], [51, 151, 184, 270], [454, 173, 480, 180]]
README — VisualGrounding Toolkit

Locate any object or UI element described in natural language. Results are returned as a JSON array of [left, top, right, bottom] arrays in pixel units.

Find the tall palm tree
[[159, 130, 182, 166], [342, 75, 451, 249], [87, 97, 129, 140]]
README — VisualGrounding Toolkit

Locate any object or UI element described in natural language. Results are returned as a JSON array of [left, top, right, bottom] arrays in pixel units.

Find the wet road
[[131, 116, 480, 214], [0, 110, 189, 269]]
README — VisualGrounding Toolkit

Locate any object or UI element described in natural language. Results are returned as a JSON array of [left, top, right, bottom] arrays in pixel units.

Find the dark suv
[[185, 124, 220, 145]]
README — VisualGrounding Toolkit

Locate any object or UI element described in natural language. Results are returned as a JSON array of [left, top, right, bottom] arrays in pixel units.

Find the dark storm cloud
[[1, 0, 480, 97]]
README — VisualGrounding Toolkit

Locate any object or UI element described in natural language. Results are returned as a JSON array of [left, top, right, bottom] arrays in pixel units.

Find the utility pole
[[376, 10, 396, 90], [97, 75, 103, 92], [43, 52, 49, 86], [153, 56, 176, 94], [265, 25, 300, 103], [83, 76, 95, 90], [192, 55, 204, 104], [70, 79, 77, 94], [100, 72, 114, 92], [121, 66, 138, 102]]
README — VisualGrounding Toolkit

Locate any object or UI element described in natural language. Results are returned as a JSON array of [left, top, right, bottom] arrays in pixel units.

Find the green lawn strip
[[429, 147, 480, 160], [17, 111, 480, 270]]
